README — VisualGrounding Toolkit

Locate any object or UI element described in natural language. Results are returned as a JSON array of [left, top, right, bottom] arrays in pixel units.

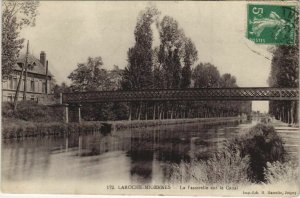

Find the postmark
[[247, 4, 296, 45]]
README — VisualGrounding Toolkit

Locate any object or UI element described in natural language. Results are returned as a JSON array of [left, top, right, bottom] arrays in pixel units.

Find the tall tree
[[2, 0, 39, 80], [121, 6, 160, 90], [158, 16, 185, 89], [181, 38, 198, 88], [2, 8, 23, 80], [158, 16, 198, 89]]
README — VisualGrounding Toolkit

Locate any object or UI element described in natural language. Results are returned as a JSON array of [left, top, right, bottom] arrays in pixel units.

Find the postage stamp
[[247, 4, 296, 45]]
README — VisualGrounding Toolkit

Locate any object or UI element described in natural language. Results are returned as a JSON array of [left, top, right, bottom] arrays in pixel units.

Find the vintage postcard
[[1, 0, 299, 196]]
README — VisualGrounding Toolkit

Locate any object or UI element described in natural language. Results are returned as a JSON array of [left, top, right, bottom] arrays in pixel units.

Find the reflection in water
[[3, 120, 271, 185]]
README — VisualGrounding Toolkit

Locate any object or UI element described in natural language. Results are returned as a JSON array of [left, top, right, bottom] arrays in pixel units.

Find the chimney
[[40, 51, 46, 66]]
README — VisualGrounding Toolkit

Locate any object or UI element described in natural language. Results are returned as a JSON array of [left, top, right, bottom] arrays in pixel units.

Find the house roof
[[15, 54, 53, 77]]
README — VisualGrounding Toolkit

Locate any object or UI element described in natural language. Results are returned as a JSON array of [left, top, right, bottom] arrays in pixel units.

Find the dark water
[[1, 120, 258, 184]]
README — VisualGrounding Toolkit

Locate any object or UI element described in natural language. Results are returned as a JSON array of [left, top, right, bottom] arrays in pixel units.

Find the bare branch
[[244, 41, 271, 61]]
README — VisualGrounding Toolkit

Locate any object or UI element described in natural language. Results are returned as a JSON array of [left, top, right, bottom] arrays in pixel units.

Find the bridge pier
[[64, 104, 82, 123], [64, 104, 69, 123]]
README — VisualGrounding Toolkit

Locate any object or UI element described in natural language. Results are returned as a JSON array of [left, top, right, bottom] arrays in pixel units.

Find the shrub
[[264, 161, 298, 184], [237, 123, 287, 183], [15, 101, 48, 121], [166, 123, 288, 185], [2, 102, 14, 118], [166, 151, 251, 185], [2, 101, 62, 122]]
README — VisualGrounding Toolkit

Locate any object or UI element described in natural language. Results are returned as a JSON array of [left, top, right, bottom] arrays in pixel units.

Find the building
[[2, 51, 54, 103]]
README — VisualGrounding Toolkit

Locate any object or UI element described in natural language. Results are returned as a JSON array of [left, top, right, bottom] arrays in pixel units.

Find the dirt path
[[273, 120, 300, 161]]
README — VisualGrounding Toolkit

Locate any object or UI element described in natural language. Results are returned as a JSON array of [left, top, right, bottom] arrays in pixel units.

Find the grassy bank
[[2, 101, 107, 139], [2, 116, 244, 139], [2, 118, 104, 139], [110, 116, 245, 130], [2, 101, 246, 138], [166, 123, 298, 185]]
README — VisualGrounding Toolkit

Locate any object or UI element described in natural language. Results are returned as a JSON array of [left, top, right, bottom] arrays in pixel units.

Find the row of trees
[[268, 13, 299, 124], [60, 6, 251, 121], [55, 58, 251, 121], [119, 6, 250, 121], [268, 44, 299, 124]]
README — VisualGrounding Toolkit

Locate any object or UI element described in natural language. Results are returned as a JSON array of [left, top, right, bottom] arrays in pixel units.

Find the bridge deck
[[62, 87, 299, 104]]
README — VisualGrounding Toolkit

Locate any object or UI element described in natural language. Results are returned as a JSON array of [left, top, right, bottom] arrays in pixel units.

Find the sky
[[20, 1, 274, 112]]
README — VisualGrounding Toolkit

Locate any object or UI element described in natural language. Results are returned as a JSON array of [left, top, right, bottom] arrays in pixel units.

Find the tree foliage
[[2, 1, 40, 28], [67, 58, 125, 121], [1, 0, 39, 79], [2, 10, 24, 80], [154, 16, 198, 89], [220, 73, 237, 88], [268, 14, 299, 124], [68, 57, 111, 92], [181, 38, 198, 88], [268, 44, 299, 124], [193, 63, 220, 88], [121, 6, 160, 90]]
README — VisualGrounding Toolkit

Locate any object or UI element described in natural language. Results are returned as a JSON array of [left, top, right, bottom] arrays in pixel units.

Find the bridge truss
[[62, 87, 299, 104]]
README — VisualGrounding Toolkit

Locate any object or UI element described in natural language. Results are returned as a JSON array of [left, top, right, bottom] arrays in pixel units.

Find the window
[[13, 78, 18, 90], [30, 95, 35, 101], [21, 79, 25, 91], [30, 80, 35, 92], [42, 82, 46, 93], [7, 95, 13, 102], [9, 77, 13, 89]]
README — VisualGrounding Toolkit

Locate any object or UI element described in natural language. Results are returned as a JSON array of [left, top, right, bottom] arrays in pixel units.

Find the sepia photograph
[[1, 0, 299, 196]]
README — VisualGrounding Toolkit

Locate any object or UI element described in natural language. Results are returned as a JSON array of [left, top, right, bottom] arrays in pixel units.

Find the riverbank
[[2, 116, 246, 139], [2, 118, 104, 139], [109, 116, 246, 131], [167, 122, 298, 185]]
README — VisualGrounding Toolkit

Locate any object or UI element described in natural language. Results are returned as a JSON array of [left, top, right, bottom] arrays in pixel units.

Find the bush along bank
[[2, 101, 64, 122], [2, 101, 106, 139], [167, 123, 297, 185], [2, 119, 104, 139]]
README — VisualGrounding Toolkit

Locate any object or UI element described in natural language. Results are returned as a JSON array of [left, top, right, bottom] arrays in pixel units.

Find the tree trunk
[[290, 103, 294, 124], [23, 41, 29, 100], [153, 103, 156, 120], [13, 64, 25, 111], [295, 102, 299, 124], [145, 102, 148, 120], [138, 102, 141, 120]]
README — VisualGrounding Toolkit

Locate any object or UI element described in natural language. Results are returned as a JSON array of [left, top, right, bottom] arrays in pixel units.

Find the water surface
[[2, 120, 298, 187]]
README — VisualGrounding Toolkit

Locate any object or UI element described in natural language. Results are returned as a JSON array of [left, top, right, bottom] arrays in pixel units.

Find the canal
[[1, 119, 298, 193]]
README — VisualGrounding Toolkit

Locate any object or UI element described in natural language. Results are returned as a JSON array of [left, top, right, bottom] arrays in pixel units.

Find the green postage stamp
[[247, 4, 296, 45]]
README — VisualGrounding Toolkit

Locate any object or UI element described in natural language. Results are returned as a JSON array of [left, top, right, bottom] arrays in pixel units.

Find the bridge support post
[[63, 104, 69, 124], [128, 103, 132, 121], [77, 104, 82, 123]]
